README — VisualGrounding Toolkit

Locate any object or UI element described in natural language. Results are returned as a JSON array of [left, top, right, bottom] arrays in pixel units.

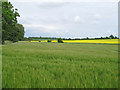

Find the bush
[[57, 38, 64, 43], [47, 40, 51, 42], [12, 38, 19, 43], [109, 35, 114, 39]]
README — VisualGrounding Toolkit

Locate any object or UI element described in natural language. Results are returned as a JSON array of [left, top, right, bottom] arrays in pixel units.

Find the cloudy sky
[[9, 0, 118, 38]]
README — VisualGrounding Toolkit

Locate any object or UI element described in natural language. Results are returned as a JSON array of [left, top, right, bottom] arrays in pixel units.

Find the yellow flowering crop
[[30, 39, 120, 44], [41, 40, 47, 42], [30, 41, 39, 42], [63, 39, 119, 44]]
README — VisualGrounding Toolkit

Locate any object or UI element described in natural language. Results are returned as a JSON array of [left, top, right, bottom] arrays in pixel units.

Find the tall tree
[[15, 24, 24, 41], [0, 2, 2, 44], [2, 1, 24, 44], [109, 35, 114, 39]]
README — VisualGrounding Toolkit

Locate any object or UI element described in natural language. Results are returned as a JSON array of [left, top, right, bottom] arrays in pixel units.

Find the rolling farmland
[[2, 0, 119, 88], [2, 41, 118, 88]]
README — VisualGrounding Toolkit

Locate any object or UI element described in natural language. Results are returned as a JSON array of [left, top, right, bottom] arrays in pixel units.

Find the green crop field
[[2, 41, 118, 88]]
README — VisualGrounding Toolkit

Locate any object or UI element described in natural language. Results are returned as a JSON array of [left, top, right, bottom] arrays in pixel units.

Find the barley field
[[2, 41, 118, 88]]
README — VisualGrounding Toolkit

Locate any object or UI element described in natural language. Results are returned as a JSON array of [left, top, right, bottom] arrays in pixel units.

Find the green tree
[[86, 37, 89, 39], [0, 1, 2, 44], [15, 24, 24, 41], [114, 36, 118, 39], [57, 38, 63, 43], [2, 2, 24, 44], [8, 25, 24, 43], [109, 35, 114, 39], [47, 40, 51, 42], [105, 37, 109, 39]]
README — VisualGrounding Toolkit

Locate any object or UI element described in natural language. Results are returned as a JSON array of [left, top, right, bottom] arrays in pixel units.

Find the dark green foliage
[[86, 37, 89, 39], [2, 2, 20, 28], [114, 36, 118, 39], [68, 38, 71, 40], [57, 38, 64, 43], [47, 40, 51, 42], [0, 2, 2, 44], [100, 37, 103, 39], [2, 1, 24, 44], [28, 37, 57, 40], [28, 37, 32, 41], [109, 35, 114, 39], [105, 37, 109, 39], [24, 37, 29, 41], [23, 35, 119, 41], [15, 24, 24, 41]]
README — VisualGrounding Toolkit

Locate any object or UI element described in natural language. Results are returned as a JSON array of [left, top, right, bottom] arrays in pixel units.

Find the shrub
[[109, 35, 114, 39], [47, 40, 51, 42], [12, 38, 19, 43], [57, 38, 64, 43]]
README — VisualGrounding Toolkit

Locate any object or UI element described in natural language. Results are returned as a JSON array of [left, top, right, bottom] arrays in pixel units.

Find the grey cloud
[[36, 2, 71, 9], [12, 1, 118, 38]]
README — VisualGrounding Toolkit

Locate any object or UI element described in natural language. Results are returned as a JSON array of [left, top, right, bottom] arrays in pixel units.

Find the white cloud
[[75, 16, 80, 22], [23, 24, 60, 30], [9, 1, 118, 38], [94, 14, 102, 20], [74, 16, 84, 23], [91, 20, 100, 25], [90, 14, 102, 25], [9, 0, 119, 3]]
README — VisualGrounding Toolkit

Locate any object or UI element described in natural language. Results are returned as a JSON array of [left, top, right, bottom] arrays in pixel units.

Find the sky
[[9, 0, 118, 38]]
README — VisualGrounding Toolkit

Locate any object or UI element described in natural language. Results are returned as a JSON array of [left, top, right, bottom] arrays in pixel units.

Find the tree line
[[63, 35, 119, 40], [1, 1, 24, 44], [25, 35, 119, 41], [24, 36, 58, 41]]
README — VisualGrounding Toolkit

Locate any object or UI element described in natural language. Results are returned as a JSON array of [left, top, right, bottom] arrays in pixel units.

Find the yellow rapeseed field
[[41, 40, 47, 42], [30, 41, 39, 42], [63, 39, 119, 44], [30, 40, 47, 42], [30, 39, 120, 44]]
